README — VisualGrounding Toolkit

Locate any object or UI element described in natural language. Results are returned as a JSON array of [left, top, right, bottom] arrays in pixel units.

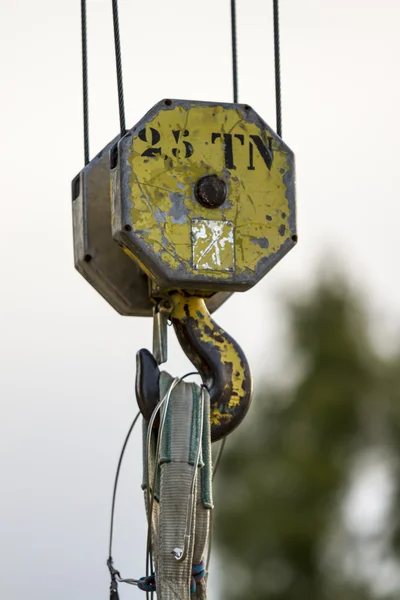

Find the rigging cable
[[111, 0, 126, 136], [273, 0, 282, 137], [213, 438, 226, 480], [230, 0, 239, 103], [108, 410, 141, 560], [80, 0, 89, 165], [206, 437, 227, 571]]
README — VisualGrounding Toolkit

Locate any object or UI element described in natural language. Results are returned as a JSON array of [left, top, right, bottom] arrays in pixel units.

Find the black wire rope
[[81, 0, 89, 165], [230, 0, 239, 103], [108, 411, 141, 560], [111, 0, 126, 136], [213, 437, 227, 480], [273, 0, 282, 137]]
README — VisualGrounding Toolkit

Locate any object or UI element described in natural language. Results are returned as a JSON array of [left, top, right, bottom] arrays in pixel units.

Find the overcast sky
[[1, 1, 400, 599]]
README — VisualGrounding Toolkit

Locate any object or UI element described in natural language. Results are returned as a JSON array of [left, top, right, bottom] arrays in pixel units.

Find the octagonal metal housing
[[111, 99, 297, 295]]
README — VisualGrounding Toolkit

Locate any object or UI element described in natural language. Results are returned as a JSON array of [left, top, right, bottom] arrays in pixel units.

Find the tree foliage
[[214, 276, 400, 600]]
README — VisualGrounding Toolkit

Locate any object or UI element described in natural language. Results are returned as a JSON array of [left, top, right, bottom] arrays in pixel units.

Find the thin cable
[[206, 437, 227, 571], [273, 0, 282, 137], [111, 0, 126, 136], [230, 0, 239, 103], [81, 0, 89, 165], [212, 437, 227, 481], [108, 410, 141, 559]]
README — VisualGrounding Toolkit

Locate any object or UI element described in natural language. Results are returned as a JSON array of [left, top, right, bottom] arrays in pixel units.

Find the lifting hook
[[136, 293, 253, 442]]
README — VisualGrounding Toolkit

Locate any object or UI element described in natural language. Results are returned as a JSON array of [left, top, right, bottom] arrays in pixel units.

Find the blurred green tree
[[214, 275, 400, 600]]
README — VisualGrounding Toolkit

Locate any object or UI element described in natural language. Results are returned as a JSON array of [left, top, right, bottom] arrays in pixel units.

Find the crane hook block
[[111, 99, 296, 296]]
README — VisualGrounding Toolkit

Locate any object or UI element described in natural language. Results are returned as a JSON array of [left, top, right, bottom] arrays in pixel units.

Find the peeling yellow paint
[[210, 408, 232, 427], [171, 293, 247, 421], [126, 103, 293, 280]]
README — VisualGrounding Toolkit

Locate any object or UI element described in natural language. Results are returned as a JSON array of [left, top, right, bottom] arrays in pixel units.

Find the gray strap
[[158, 373, 196, 600], [143, 372, 212, 600]]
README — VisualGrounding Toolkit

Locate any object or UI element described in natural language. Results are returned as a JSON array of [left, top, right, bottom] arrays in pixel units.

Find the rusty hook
[[135, 293, 252, 442]]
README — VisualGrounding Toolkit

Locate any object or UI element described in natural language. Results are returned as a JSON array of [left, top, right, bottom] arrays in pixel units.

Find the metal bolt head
[[194, 175, 227, 209]]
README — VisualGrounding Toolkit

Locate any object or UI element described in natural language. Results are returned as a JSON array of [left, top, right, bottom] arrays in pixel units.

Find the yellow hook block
[[111, 99, 296, 298]]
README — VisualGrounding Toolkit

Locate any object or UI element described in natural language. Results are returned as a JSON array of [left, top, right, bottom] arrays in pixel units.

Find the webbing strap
[[143, 372, 212, 600]]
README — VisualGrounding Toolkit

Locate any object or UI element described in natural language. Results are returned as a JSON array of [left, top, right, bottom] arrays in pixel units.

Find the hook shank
[[170, 294, 252, 442]]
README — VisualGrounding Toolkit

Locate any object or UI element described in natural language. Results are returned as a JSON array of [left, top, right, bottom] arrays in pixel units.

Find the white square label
[[192, 219, 235, 271]]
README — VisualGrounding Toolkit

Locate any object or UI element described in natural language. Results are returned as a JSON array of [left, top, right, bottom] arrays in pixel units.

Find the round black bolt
[[194, 175, 227, 209]]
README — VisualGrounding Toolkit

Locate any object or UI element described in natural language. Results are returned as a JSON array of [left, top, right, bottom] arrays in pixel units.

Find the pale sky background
[[1, 1, 400, 599]]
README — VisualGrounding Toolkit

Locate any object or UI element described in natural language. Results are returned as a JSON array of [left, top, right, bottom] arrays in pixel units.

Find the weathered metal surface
[[72, 139, 230, 316], [111, 99, 296, 295], [136, 293, 253, 442], [72, 139, 152, 316], [152, 303, 169, 365]]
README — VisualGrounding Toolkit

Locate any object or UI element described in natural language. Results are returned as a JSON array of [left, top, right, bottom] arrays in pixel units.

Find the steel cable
[[80, 0, 89, 165], [108, 411, 141, 559], [273, 0, 282, 137], [230, 0, 239, 103], [111, 0, 126, 136], [206, 437, 227, 572]]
